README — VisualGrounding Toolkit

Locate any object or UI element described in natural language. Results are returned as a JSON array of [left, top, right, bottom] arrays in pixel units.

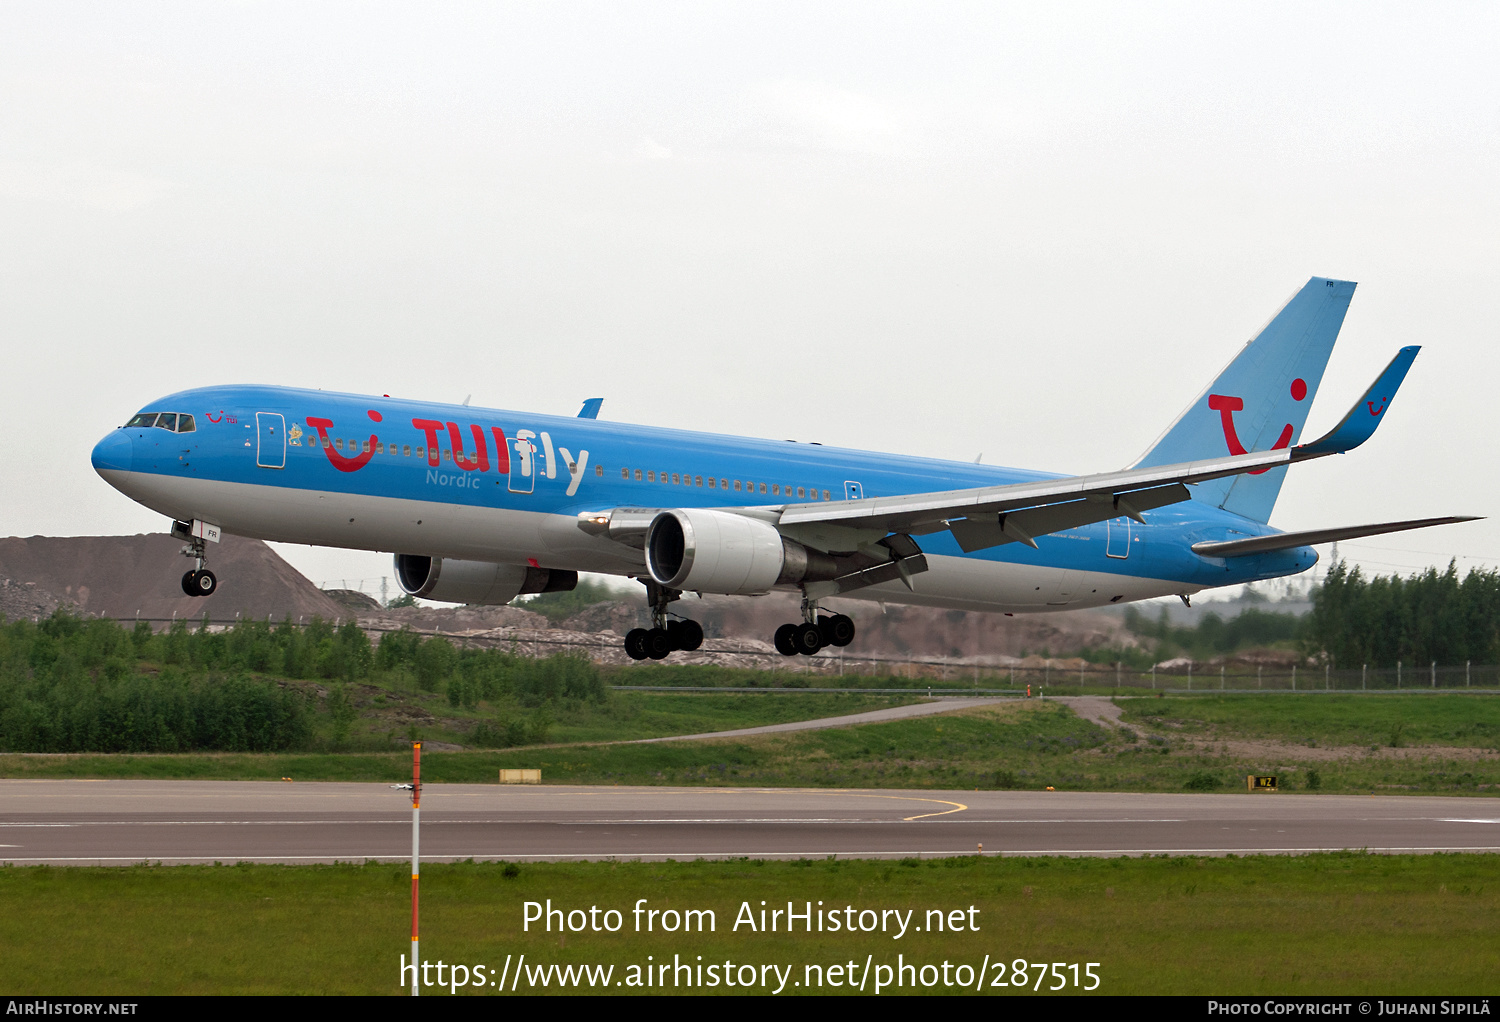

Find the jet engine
[[393, 554, 577, 605], [645, 508, 837, 595]]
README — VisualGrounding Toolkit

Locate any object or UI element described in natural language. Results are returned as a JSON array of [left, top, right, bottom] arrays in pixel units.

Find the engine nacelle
[[393, 554, 577, 605], [645, 508, 836, 595]]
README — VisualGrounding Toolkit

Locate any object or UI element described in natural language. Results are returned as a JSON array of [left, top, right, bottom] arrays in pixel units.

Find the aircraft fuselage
[[90, 384, 1316, 613]]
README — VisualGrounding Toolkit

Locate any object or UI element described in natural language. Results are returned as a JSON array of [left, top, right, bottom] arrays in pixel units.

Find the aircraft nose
[[91, 431, 133, 475]]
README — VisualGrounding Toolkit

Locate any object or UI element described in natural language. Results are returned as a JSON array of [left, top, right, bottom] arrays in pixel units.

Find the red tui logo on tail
[[1207, 379, 1307, 476]]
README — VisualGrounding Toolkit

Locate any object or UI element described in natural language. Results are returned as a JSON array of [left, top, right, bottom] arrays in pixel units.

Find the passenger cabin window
[[734, 480, 742, 491], [797, 487, 805, 499], [403, 445, 411, 457], [694, 475, 702, 487], [635, 469, 642, 481], [707, 477, 716, 488], [823, 490, 831, 501], [647, 471, 655, 482], [176, 414, 195, 432], [596, 465, 604, 476], [758, 483, 767, 494], [335, 438, 344, 449], [126, 413, 157, 428], [771, 484, 780, 496], [156, 413, 177, 431]]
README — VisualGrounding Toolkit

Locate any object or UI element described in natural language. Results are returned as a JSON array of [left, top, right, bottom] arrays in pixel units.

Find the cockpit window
[[156, 413, 177, 431], [126, 413, 157, 428], [176, 414, 195, 433]]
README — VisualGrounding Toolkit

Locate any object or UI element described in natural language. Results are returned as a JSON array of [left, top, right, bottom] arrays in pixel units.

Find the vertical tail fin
[[1133, 277, 1356, 524]]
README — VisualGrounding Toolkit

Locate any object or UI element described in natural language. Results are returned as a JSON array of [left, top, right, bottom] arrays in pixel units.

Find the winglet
[[1294, 346, 1418, 459], [577, 398, 603, 419]]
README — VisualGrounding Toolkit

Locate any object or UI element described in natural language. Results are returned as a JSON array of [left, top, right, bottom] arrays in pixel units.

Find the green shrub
[[1183, 770, 1221, 791]]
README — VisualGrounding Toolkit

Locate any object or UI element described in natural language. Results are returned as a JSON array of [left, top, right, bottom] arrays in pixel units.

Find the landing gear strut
[[624, 579, 704, 661], [774, 596, 855, 657], [178, 533, 217, 597]]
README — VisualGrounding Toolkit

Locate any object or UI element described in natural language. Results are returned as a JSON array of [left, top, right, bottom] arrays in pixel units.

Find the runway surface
[[2, 780, 1498, 864]]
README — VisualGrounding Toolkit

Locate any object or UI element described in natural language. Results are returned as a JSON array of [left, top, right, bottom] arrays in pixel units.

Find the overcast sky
[[2, 2, 1496, 601]]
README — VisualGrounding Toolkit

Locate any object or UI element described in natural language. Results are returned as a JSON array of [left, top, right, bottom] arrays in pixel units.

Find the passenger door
[[256, 412, 286, 469], [509, 431, 536, 494]]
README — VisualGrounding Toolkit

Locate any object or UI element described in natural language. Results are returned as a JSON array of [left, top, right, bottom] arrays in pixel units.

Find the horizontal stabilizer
[[1190, 516, 1481, 558]]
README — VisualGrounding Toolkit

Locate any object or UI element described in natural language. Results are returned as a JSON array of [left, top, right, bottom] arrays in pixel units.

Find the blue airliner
[[91, 278, 1474, 660]]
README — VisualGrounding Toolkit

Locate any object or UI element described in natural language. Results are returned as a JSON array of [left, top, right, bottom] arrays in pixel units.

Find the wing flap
[[949, 484, 1191, 553], [778, 448, 1290, 534]]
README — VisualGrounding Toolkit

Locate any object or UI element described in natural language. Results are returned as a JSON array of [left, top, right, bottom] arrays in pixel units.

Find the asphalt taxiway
[[1, 780, 1497, 864]]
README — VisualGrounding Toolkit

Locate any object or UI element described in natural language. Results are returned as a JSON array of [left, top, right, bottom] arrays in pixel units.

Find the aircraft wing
[[581, 348, 1425, 567], [775, 346, 1423, 551]]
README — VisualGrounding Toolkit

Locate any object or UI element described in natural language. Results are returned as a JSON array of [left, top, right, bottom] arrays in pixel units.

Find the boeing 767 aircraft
[[91, 277, 1474, 660]]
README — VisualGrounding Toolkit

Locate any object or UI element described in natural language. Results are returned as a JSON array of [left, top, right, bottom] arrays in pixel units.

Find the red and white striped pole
[[411, 741, 420, 997]]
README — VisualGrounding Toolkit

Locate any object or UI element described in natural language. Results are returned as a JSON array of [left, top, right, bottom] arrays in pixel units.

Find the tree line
[[0, 612, 604, 754], [1304, 561, 1500, 668]]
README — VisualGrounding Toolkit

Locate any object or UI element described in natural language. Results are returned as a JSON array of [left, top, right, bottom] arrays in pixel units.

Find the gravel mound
[[0, 533, 351, 623]]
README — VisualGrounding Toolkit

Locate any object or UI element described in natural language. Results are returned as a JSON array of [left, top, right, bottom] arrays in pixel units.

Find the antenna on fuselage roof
[[462, 394, 472, 406], [974, 453, 983, 464]]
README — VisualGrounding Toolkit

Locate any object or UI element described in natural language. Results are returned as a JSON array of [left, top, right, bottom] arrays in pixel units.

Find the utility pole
[[393, 744, 421, 995], [411, 741, 420, 996]]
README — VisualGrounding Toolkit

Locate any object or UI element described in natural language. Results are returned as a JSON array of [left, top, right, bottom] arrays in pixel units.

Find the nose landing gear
[[181, 568, 218, 597], [173, 522, 218, 598]]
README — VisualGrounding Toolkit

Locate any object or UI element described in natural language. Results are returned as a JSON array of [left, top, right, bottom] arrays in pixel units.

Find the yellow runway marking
[[674, 787, 969, 822]]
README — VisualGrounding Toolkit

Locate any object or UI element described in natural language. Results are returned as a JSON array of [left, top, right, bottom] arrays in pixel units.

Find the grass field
[[5, 697, 1498, 794], [1117, 693, 1500, 748], [544, 690, 921, 743], [314, 675, 922, 749], [2, 853, 1493, 994]]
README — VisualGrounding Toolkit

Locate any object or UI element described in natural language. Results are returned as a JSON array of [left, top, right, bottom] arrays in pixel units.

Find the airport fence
[[100, 615, 1500, 693]]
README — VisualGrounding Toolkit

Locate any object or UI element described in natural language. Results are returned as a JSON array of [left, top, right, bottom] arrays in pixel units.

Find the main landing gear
[[624, 580, 705, 661], [773, 597, 855, 657], [177, 532, 217, 598]]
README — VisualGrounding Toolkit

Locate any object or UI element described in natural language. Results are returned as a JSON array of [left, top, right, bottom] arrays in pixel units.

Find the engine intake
[[393, 554, 577, 605], [645, 508, 836, 595]]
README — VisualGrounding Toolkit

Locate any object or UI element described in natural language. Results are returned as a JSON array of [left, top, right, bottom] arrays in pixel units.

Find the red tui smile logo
[[1207, 378, 1307, 475], [305, 414, 379, 472]]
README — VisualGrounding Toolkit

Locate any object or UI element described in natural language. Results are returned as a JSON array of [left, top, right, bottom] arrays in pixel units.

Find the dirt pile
[[0, 534, 351, 623], [360, 604, 549, 634], [0, 577, 63, 621], [322, 588, 383, 612]]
